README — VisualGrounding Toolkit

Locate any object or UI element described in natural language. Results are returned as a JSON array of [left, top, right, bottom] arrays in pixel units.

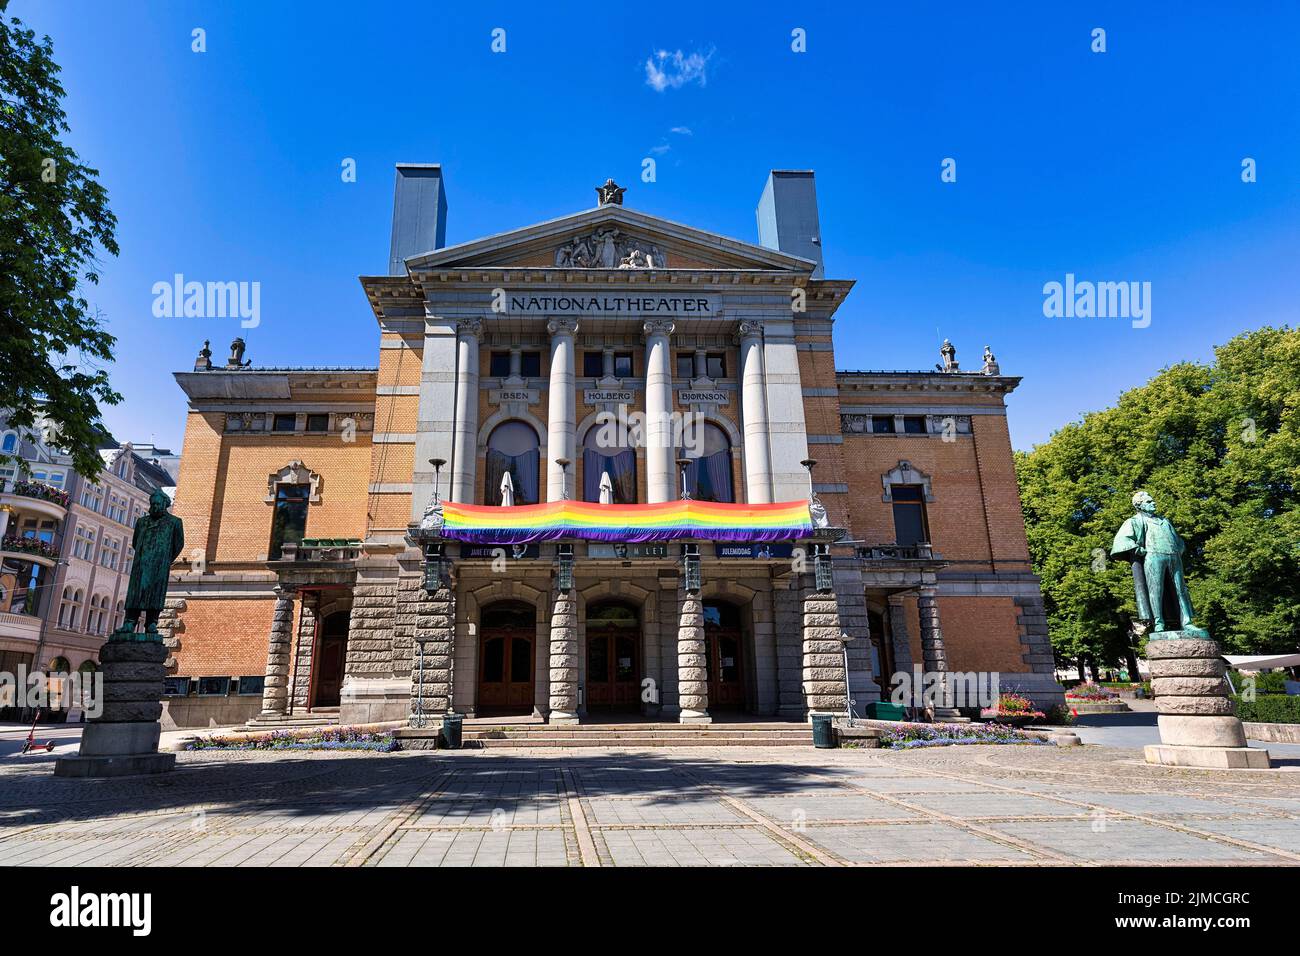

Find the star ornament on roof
[[596, 178, 626, 206]]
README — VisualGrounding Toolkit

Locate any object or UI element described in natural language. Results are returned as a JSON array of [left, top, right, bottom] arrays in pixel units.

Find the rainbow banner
[[439, 499, 813, 544]]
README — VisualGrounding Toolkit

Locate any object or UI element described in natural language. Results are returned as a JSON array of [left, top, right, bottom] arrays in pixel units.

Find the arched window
[[484, 421, 540, 506], [71, 589, 84, 629], [583, 423, 637, 503], [58, 586, 75, 627], [48, 656, 71, 674], [1, 432, 16, 454], [115, 600, 125, 630], [679, 422, 734, 503]]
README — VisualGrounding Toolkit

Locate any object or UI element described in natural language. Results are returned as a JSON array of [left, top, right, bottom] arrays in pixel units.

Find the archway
[[478, 601, 535, 716], [585, 601, 641, 712], [312, 610, 350, 708]]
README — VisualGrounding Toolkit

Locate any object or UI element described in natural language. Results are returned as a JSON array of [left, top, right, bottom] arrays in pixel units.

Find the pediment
[[403, 206, 816, 274]]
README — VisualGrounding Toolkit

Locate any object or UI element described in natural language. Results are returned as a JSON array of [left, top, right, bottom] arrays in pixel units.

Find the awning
[[1223, 654, 1300, 671], [440, 499, 814, 545]]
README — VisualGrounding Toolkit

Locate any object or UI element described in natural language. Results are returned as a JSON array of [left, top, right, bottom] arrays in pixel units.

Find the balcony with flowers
[[0, 477, 71, 522]]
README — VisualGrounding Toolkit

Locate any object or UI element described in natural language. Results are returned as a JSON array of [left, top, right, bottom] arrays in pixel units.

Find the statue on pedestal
[[1110, 490, 1208, 639]]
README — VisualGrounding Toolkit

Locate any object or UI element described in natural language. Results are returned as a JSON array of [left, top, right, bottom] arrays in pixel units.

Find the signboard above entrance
[[503, 293, 719, 318]]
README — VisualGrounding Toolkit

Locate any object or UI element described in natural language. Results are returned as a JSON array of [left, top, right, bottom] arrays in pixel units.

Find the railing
[[3, 479, 71, 509], [856, 543, 936, 562], [279, 539, 363, 562]]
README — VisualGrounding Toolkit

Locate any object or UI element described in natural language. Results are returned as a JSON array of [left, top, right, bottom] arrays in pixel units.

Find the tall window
[[679, 423, 734, 503], [269, 483, 310, 559], [484, 421, 540, 506], [890, 485, 930, 546], [583, 425, 637, 503]]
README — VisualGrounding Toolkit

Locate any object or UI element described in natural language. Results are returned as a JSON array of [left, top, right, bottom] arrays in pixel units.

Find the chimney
[[756, 170, 824, 278], [388, 164, 447, 275]]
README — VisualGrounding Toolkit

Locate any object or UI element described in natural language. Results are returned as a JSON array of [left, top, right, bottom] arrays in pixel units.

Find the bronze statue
[[1110, 490, 1208, 639], [116, 489, 185, 640]]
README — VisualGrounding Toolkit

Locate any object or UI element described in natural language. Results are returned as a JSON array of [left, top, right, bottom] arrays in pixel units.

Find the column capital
[[547, 317, 579, 337], [917, 585, 938, 600], [273, 584, 298, 600], [735, 319, 765, 343], [642, 319, 675, 340], [456, 317, 483, 338]]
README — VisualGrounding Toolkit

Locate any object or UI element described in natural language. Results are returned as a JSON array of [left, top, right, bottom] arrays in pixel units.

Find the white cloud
[[650, 144, 671, 155], [670, 126, 693, 135], [644, 48, 713, 92]]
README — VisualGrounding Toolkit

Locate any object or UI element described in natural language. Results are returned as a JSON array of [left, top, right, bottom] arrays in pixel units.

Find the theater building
[[162, 166, 1062, 729]]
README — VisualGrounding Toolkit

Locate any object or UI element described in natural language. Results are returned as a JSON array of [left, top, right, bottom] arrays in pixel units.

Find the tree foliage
[[0, 5, 119, 478], [1016, 327, 1300, 660]]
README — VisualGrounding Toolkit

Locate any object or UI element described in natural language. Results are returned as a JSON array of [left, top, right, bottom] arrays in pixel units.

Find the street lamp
[[555, 458, 571, 501], [677, 457, 693, 500]]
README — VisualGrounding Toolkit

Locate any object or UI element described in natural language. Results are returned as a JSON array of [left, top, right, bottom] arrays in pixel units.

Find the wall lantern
[[422, 540, 446, 594], [556, 543, 575, 591], [813, 542, 833, 593], [682, 543, 702, 592]]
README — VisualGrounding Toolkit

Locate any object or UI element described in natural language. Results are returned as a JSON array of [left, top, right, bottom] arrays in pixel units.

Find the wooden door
[[314, 636, 346, 707], [478, 628, 535, 715], [587, 628, 640, 710]]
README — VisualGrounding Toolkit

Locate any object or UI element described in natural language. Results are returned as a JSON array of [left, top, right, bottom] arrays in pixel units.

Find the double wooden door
[[704, 626, 746, 710], [478, 627, 535, 715], [587, 627, 640, 710]]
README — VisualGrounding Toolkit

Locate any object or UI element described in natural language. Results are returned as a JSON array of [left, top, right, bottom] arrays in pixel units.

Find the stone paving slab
[[4, 742, 1300, 867]]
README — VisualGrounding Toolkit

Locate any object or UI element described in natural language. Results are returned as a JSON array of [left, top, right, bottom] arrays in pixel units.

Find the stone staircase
[[397, 720, 823, 750]]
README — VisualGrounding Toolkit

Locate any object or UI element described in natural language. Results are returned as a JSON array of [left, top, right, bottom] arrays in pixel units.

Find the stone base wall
[[161, 695, 261, 730]]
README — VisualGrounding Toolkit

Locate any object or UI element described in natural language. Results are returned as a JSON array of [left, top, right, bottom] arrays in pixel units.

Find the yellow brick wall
[[172, 596, 276, 676]]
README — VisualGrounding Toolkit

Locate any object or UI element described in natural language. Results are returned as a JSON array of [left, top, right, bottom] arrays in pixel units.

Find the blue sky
[[14, 0, 1300, 452]]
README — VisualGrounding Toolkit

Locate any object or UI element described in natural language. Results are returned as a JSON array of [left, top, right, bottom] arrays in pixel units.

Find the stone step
[[243, 715, 339, 730], [469, 736, 812, 749]]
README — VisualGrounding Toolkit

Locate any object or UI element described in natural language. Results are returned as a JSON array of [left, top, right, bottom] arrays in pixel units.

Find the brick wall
[[171, 596, 275, 677]]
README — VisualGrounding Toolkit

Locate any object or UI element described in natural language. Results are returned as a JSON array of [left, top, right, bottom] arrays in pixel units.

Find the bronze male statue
[[1110, 490, 1208, 639], [116, 488, 185, 639]]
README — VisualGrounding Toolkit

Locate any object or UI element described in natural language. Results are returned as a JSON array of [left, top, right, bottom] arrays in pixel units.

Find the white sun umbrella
[[599, 471, 614, 504], [500, 471, 515, 507]]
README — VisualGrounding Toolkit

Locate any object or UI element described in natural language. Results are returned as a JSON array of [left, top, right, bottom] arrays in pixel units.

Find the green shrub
[[1232, 694, 1300, 724]]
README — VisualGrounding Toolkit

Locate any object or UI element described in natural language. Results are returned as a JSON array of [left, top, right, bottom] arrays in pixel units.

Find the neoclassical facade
[[163, 166, 1062, 729]]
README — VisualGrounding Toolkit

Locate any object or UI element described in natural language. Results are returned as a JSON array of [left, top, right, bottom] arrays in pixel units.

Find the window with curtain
[[269, 483, 310, 559], [583, 427, 637, 503], [890, 484, 930, 546], [679, 423, 734, 503], [484, 421, 540, 505]]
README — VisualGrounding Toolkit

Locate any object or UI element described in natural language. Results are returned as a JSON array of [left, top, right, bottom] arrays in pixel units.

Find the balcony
[[0, 478, 70, 522], [0, 534, 59, 568], [0, 609, 42, 646], [856, 543, 939, 563]]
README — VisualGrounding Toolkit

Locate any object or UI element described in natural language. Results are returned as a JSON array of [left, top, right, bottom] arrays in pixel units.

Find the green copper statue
[[115, 489, 185, 640], [1110, 490, 1208, 639]]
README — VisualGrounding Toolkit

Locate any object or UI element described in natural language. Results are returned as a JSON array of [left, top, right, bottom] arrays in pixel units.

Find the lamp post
[[800, 458, 817, 497], [676, 457, 693, 500], [430, 458, 446, 505]]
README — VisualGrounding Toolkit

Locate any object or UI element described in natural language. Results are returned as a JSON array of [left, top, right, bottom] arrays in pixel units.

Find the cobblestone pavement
[[3, 742, 1300, 866]]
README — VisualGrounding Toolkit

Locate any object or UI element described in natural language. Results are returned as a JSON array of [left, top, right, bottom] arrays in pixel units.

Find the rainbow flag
[[439, 499, 813, 544]]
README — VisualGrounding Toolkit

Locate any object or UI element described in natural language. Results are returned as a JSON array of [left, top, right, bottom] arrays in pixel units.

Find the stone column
[[1146, 638, 1270, 769], [677, 587, 710, 723], [410, 584, 455, 726], [546, 318, 578, 501], [258, 585, 297, 718], [548, 584, 579, 724], [917, 586, 962, 720], [802, 585, 847, 717], [736, 321, 773, 504], [450, 318, 482, 503], [643, 319, 676, 503], [0, 504, 11, 540], [886, 593, 915, 674]]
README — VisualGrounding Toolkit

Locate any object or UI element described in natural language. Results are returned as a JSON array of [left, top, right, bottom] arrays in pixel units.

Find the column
[[450, 318, 481, 503], [410, 584, 455, 724], [917, 586, 961, 720], [547, 318, 578, 501], [676, 586, 710, 723], [643, 320, 675, 502], [258, 585, 297, 718], [802, 584, 847, 717], [736, 321, 773, 504], [0, 504, 10, 540], [548, 583, 579, 724]]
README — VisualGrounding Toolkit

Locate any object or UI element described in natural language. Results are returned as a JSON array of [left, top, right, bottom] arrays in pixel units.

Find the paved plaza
[[3, 728, 1300, 867]]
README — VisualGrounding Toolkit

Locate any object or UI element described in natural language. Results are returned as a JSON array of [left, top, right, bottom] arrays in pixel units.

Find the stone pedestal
[[54, 638, 176, 778], [801, 591, 846, 719], [547, 587, 580, 724], [677, 589, 711, 723], [1144, 636, 1270, 769]]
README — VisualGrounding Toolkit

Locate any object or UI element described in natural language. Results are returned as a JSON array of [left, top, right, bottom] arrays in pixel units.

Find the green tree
[[1017, 327, 1300, 663], [0, 3, 119, 479]]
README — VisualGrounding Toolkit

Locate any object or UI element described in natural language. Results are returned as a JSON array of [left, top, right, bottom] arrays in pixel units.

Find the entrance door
[[313, 611, 349, 708], [586, 602, 640, 711], [478, 602, 536, 716], [703, 601, 746, 710]]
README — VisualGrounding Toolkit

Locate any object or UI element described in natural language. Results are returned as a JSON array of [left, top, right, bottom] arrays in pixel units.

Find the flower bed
[[1065, 682, 1120, 702], [184, 727, 398, 752], [877, 721, 1044, 749], [980, 692, 1047, 725]]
